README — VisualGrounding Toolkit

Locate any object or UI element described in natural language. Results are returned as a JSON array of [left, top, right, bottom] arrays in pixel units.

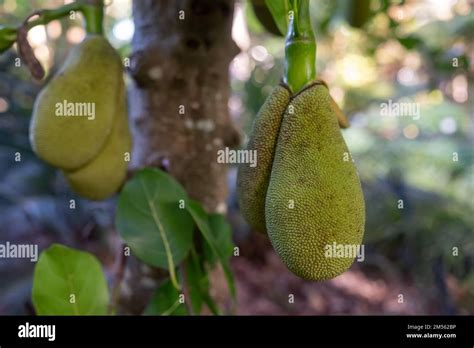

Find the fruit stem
[[24, 3, 83, 30], [283, 0, 316, 94], [0, 0, 104, 54], [80, 0, 104, 35]]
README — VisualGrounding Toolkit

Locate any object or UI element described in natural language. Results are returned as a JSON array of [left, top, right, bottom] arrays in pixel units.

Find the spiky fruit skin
[[265, 82, 365, 280], [30, 35, 123, 170], [236, 85, 291, 233], [62, 81, 131, 201]]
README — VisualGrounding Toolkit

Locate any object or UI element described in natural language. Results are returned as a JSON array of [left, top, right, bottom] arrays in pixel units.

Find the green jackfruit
[[62, 80, 131, 201], [237, 85, 291, 233], [237, 81, 365, 280], [30, 34, 123, 170]]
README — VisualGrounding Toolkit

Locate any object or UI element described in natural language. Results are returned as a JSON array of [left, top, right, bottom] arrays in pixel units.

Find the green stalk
[[24, 2, 83, 30], [1, 2, 82, 53], [0, 0, 104, 51], [283, 0, 316, 93], [25, 1, 104, 34], [80, 0, 104, 35]]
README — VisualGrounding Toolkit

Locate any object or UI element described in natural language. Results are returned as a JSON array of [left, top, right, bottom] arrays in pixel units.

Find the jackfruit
[[236, 85, 291, 232], [237, 81, 365, 280], [30, 34, 123, 170], [62, 79, 131, 201]]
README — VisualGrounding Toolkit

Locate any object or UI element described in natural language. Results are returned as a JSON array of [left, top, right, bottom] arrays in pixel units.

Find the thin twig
[[108, 243, 128, 314], [179, 261, 194, 315], [17, 12, 45, 80]]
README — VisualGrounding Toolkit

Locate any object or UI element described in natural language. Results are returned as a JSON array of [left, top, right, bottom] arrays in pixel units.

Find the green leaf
[[32, 244, 109, 315], [265, 0, 292, 36], [345, 0, 372, 29], [186, 250, 205, 314], [201, 289, 221, 315], [144, 280, 187, 316], [186, 248, 221, 315], [186, 201, 236, 299], [116, 169, 194, 289], [398, 36, 423, 50], [0, 25, 17, 54], [115, 169, 193, 289], [249, 0, 283, 36], [203, 214, 235, 267]]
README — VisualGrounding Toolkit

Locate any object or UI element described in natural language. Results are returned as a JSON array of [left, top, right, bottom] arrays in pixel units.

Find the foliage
[[32, 244, 109, 315], [30, 169, 235, 315], [116, 168, 195, 289], [116, 168, 235, 313]]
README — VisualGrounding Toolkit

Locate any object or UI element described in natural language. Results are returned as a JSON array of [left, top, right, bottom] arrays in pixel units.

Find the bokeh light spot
[[403, 124, 419, 139]]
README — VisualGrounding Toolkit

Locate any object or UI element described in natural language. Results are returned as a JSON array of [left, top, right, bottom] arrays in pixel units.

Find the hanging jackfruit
[[29, 34, 131, 200], [30, 34, 123, 170], [236, 85, 291, 233], [237, 81, 365, 280], [62, 79, 131, 201]]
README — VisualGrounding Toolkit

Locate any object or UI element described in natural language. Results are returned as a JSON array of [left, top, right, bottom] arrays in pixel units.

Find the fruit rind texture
[[236, 85, 291, 233], [62, 81, 131, 201], [29, 35, 123, 170], [265, 82, 365, 280]]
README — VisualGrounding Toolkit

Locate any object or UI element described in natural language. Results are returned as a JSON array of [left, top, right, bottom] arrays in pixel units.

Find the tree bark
[[119, 0, 239, 314], [129, 0, 239, 212]]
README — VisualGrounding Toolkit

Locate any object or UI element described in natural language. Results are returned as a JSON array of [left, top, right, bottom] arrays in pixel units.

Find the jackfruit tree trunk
[[128, 0, 239, 212], [119, 0, 239, 314]]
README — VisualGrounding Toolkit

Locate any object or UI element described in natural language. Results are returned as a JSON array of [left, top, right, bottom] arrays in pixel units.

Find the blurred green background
[[0, 0, 473, 315]]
